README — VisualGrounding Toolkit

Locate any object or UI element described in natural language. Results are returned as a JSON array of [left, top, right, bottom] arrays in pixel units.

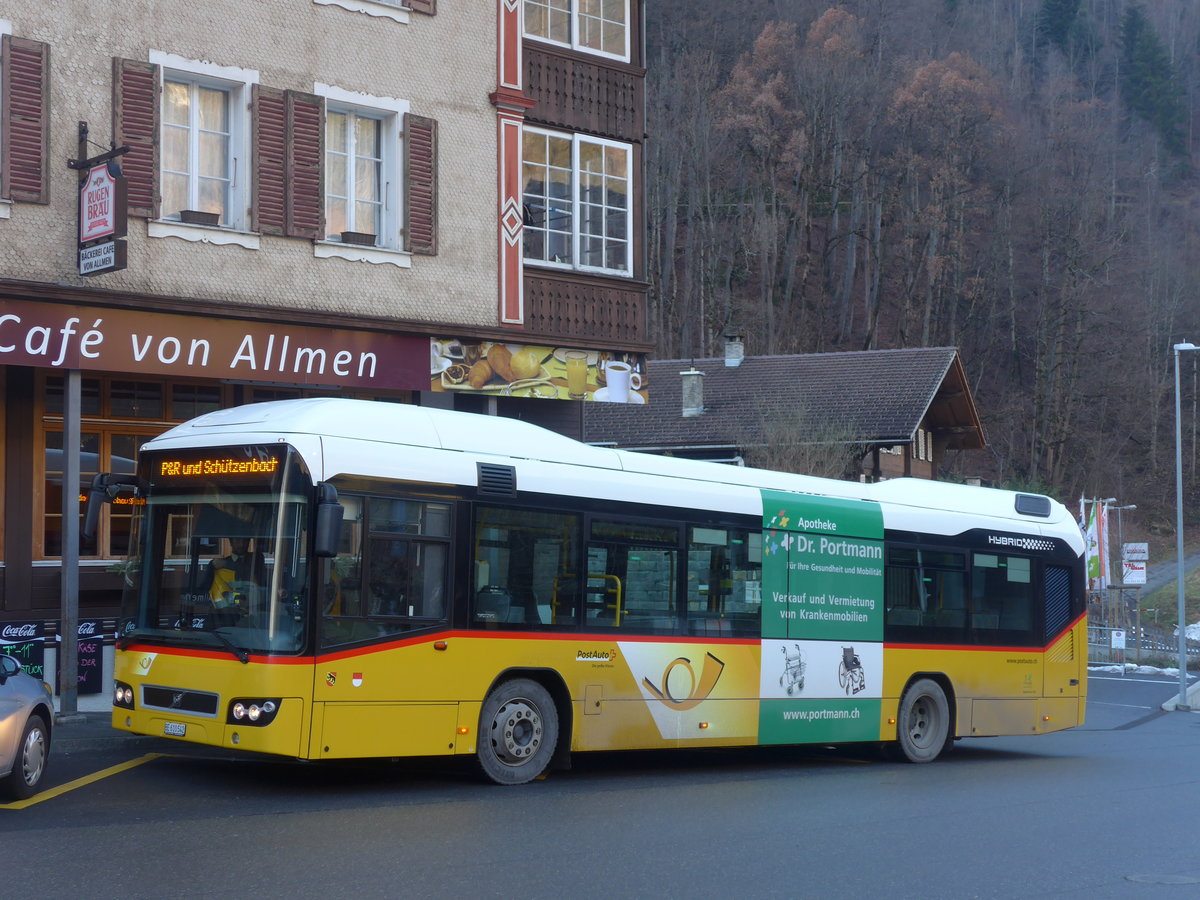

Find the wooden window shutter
[[1, 36, 51, 204], [112, 58, 160, 218], [252, 84, 287, 235], [404, 114, 437, 255], [409, 0, 437, 15], [285, 91, 324, 240]]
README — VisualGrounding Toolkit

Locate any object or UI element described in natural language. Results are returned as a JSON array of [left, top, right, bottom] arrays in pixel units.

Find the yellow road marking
[[0, 753, 165, 810]]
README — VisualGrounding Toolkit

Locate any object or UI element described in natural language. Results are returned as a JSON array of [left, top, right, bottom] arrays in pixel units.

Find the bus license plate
[[163, 722, 186, 737]]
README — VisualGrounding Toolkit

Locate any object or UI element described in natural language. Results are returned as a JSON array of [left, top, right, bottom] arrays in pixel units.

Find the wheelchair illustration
[[779, 644, 806, 695], [838, 646, 866, 696]]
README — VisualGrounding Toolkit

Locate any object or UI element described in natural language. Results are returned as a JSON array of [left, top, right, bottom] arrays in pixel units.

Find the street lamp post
[[1174, 342, 1198, 710]]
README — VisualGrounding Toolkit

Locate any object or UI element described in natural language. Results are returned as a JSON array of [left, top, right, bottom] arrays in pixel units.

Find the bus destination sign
[[157, 455, 281, 479]]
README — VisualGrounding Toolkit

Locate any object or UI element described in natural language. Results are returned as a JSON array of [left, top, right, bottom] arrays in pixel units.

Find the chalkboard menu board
[[0, 620, 46, 680], [55, 618, 105, 695]]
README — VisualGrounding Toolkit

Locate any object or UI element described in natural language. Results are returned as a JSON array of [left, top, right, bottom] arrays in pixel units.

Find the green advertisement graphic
[[759, 699, 882, 745], [760, 490, 884, 641], [758, 491, 885, 745]]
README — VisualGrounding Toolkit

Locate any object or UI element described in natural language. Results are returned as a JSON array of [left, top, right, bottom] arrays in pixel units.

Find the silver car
[[0, 654, 52, 801]]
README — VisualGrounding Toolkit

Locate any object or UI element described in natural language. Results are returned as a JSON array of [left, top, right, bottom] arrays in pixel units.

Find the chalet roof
[[582, 346, 985, 453]]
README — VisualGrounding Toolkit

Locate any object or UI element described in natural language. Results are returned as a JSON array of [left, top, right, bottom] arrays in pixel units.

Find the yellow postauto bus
[[88, 399, 1086, 784]]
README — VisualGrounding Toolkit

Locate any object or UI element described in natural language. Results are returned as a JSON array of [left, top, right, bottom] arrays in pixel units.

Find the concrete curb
[[51, 711, 175, 755], [1160, 677, 1200, 712]]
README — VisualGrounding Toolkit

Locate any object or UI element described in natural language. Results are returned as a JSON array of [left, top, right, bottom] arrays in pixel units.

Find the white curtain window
[[162, 79, 232, 222], [326, 110, 383, 241], [578, 0, 627, 57], [524, 0, 628, 61], [525, 0, 570, 43], [522, 130, 573, 265], [523, 128, 630, 275], [578, 138, 628, 270]]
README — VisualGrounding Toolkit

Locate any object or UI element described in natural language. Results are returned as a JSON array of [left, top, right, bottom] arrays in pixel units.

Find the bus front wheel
[[896, 678, 949, 763], [478, 678, 558, 785]]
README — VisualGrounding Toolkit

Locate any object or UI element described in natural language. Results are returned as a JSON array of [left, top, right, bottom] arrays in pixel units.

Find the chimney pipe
[[724, 334, 745, 367], [681, 368, 705, 417]]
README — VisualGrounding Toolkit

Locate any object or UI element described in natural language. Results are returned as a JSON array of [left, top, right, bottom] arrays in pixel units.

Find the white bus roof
[[146, 398, 1082, 547]]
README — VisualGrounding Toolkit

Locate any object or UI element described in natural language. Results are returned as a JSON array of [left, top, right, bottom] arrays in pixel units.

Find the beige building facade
[[0, 0, 651, 652]]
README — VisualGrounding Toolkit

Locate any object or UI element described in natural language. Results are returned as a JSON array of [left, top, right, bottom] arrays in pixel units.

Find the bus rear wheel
[[896, 678, 949, 763], [478, 678, 558, 785]]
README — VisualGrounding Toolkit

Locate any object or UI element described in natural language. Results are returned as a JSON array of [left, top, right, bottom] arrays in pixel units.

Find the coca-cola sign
[[0, 620, 45, 680], [57, 618, 104, 695]]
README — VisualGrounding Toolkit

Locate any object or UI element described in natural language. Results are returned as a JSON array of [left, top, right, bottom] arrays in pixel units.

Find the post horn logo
[[642, 652, 726, 711]]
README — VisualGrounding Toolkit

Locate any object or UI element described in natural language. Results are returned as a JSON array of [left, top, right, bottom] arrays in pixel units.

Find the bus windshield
[[116, 446, 314, 656]]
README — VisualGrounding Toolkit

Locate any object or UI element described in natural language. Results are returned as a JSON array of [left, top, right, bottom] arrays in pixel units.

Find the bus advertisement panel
[[759, 490, 884, 745]]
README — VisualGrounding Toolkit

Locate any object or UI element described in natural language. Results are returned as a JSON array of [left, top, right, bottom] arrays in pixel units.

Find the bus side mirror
[[313, 482, 344, 558], [83, 473, 141, 540], [83, 475, 107, 541]]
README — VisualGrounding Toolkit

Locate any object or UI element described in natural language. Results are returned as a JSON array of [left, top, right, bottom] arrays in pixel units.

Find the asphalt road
[[5, 675, 1200, 900]]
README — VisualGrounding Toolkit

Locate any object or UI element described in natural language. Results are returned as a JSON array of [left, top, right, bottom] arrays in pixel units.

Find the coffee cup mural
[[604, 361, 642, 402]]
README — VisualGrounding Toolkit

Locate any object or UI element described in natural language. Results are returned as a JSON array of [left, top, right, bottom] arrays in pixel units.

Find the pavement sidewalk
[[52, 692, 169, 754]]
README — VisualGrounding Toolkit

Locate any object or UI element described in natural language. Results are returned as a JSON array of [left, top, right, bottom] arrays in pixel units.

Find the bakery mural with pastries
[[430, 339, 648, 403]]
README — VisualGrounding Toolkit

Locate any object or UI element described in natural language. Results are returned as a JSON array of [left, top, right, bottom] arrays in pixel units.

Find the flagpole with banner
[[1084, 500, 1101, 592]]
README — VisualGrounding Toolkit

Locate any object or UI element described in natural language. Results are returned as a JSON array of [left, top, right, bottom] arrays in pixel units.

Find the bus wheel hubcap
[[491, 699, 543, 766], [909, 698, 932, 746]]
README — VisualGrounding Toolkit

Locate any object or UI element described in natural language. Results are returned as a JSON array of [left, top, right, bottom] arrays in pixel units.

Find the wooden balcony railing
[[524, 46, 644, 143], [523, 270, 648, 347]]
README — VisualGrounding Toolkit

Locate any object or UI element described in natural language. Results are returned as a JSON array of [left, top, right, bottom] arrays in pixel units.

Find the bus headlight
[[114, 681, 135, 709], [227, 698, 280, 726]]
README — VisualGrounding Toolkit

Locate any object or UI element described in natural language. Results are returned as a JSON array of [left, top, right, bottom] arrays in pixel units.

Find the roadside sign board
[[1122, 542, 1148, 586]]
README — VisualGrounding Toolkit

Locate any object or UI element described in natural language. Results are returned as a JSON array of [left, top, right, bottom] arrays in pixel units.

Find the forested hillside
[[646, 0, 1200, 523]]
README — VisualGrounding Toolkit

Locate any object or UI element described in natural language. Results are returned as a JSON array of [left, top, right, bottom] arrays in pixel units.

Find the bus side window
[[972, 552, 1036, 644], [473, 506, 581, 628], [686, 526, 761, 637], [587, 520, 678, 632], [322, 496, 367, 646], [885, 547, 923, 627], [886, 547, 966, 634], [322, 496, 450, 646], [365, 499, 451, 632]]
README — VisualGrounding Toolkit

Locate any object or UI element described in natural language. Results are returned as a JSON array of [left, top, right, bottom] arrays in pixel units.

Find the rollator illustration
[[838, 646, 866, 695], [779, 644, 806, 695]]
